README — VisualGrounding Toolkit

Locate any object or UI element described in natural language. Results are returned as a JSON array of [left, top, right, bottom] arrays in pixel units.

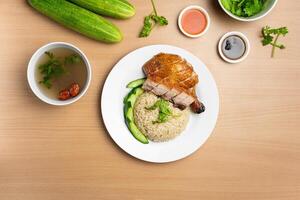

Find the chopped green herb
[[38, 51, 81, 89], [139, 0, 168, 37], [221, 0, 269, 17], [261, 26, 288, 57], [64, 54, 81, 65], [146, 99, 174, 124]]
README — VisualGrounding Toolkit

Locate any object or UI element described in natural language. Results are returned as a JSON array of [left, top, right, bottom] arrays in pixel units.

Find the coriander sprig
[[261, 26, 288, 58], [146, 99, 175, 124], [139, 0, 168, 37]]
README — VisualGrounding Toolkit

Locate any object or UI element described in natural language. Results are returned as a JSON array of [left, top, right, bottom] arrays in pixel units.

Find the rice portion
[[133, 92, 190, 142]]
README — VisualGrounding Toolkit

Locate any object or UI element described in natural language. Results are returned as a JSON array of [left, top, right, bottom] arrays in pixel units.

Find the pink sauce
[[181, 9, 207, 35]]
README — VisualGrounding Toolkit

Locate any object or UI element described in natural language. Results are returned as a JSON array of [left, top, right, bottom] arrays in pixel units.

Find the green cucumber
[[126, 78, 146, 88], [127, 87, 144, 106], [124, 85, 144, 103], [28, 0, 122, 43], [68, 0, 135, 19], [124, 87, 148, 144], [128, 122, 148, 144]]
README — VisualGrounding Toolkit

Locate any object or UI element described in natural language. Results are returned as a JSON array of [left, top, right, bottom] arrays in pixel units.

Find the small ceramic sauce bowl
[[178, 5, 210, 38], [27, 42, 92, 106], [218, 31, 250, 64]]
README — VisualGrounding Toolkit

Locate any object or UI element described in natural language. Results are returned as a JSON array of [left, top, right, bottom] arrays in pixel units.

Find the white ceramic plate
[[101, 45, 219, 163]]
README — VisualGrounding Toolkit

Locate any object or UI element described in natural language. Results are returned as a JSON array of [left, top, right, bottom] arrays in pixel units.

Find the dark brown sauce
[[222, 35, 246, 60]]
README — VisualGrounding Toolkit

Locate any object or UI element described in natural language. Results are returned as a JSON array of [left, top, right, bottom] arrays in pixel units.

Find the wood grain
[[0, 0, 299, 199]]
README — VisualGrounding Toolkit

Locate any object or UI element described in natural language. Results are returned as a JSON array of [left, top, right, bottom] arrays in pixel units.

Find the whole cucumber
[[68, 0, 135, 19], [28, 0, 122, 43]]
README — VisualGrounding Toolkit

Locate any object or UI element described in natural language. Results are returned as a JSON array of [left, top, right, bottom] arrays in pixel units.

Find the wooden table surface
[[1, 0, 300, 199]]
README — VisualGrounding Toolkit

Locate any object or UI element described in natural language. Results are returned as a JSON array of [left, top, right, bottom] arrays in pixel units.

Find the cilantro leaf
[[64, 54, 81, 65], [45, 51, 54, 59], [261, 26, 289, 57], [146, 99, 174, 124], [139, 0, 168, 38], [261, 34, 273, 46], [38, 51, 80, 89], [151, 15, 168, 26], [139, 15, 153, 37]]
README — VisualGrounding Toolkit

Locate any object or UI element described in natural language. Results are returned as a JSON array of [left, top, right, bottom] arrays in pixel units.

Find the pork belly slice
[[143, 79, 171, 97], [143, 79, 198, 110], [162, 88, 180, 100], [142, 79, 159, 91], [172, 92, 195, 107], [151, 83, 169, 96], [181, 94, 195, 106]]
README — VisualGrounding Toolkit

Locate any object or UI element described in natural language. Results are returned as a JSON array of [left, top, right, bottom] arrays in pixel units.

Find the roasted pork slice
[[151, 84, 169, 96], [172, 92, 193, 107], [142, 53, 205, 114], [142, 79, 159, 91], [143, 79, 168, 96], [162, 88, 180, 100]]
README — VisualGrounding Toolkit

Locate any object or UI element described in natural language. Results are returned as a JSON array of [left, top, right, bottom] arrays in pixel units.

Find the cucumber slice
[[124, 101, 131, 120], [128, 121, 149, 144], [123, 86, 144, 103], [124, 87, 148, 144], [126, 107, 133, 122], [126, 78, 146, 88], [127, 87, 143, 106]]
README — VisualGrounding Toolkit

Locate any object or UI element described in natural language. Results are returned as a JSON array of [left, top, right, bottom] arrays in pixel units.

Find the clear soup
[[35, 48, 87, 100]]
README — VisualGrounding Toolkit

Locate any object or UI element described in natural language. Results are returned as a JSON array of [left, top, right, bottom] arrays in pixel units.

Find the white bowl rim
[[218, 31, 250, 64], [218, 0, 278, 22], [178, 5, 211, 38], [27, 42, 92, 106]]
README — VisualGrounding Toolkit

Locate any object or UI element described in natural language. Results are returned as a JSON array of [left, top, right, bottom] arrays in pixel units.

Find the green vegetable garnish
[[139, 0, 168, 37], [261, 26, 288, 57], [146, 99, 175, 124], [221, 0, 269, 17], [38, 51, 81, 89], [64, 54, 81, 65]]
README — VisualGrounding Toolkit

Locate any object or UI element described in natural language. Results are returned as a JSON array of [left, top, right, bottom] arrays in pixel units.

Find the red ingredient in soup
[[69, 83, 80, 97], [58, 83, 80, 100], [181, 9, 207, 35], [58, 89, 71, 100]]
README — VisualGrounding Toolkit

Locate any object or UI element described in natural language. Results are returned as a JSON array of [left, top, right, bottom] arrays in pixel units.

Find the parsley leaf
[[139, 0, 168, 38], [261, 26, 288, 57]]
